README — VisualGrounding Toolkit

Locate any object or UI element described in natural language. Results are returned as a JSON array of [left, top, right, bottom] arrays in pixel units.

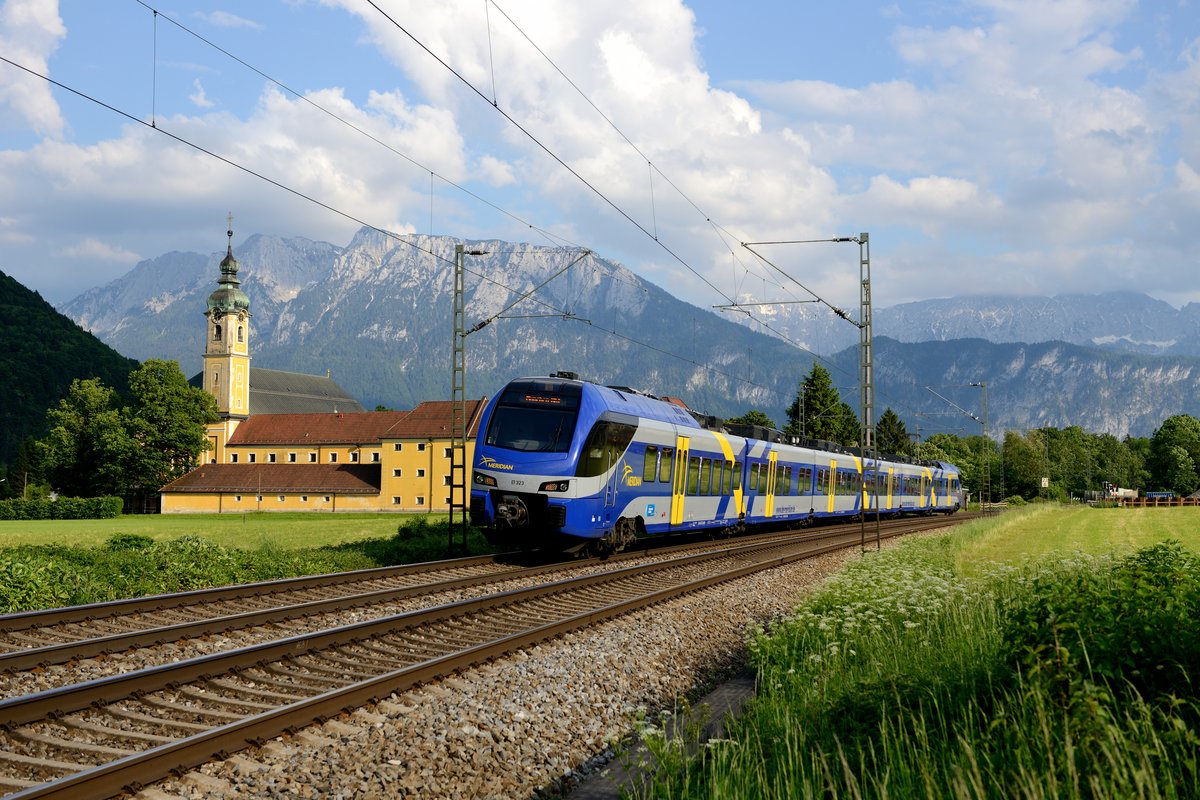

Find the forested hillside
[[0, 271, 139, 465]]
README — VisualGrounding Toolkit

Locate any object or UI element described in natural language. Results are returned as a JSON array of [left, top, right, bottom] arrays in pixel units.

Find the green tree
[[124, 360, 219, 496], [1001, 430, 1043, 500], [726, 410, 777, 429], [786, 364, 859, 446], [1163, 445, 1200, 496], [42, 378, 132, 497], [1148, 415, 1200, 492], [875, 408, 912, 456]]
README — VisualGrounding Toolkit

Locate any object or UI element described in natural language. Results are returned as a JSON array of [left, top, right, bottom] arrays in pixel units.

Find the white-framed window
[[371, 452, 380, 463], [268, 453, 276, 463], [278, 495, 285, 502], [392, 496, 401, 505], [394, 443, 403, 451], [330, 453, 338, 463], [288, 453, 297, 463], [416, 496, 426, 506], [443, 447, 452, 458], [309, 452, 317, 463], [323, 495, 331, 502], [301, 495, 308, 502], [442, 475, 452, 486], [256, 495, 263, 501], [416, 468, 426, 478], [234, 495, 242, 502], [350, 452, 359, 463], [248, 453, 256, 464], [417, 443, 426, 452], [392, 469, 402, 477], [230, 454, 239, 463]]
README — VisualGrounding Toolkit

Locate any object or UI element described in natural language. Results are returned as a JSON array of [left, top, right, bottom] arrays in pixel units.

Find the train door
[[826, 459, 838, 514], [765, 451, 778, 518], [670, 435, 689, 526]]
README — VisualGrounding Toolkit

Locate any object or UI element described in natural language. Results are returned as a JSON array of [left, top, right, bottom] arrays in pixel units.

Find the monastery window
[[288, 453, 297, 463], [248, 454, 256, 464], [301, 496, 308, 502], [393, 469, 403, 478], [371, 452, 380, 463], [444, 496, 451, 506], [394, 443, 403, 451], [392, 496, 401, 505], [442, 475, 452, 486], [234, 495, 242, 502], [350, 452, 359, 463], [308, 453, 317, 463], [417, 443, 426, 452], [416, 496, 426, 506], [416, 468, 426, 478], [329, 453, 338, 463], [256, 495, 263, 502], [230, 454, 238, 463], [278, 495, 285, 502], [443, 447, 452, 459], [268, 453, 276, 463], [323, 496, 331, 502]]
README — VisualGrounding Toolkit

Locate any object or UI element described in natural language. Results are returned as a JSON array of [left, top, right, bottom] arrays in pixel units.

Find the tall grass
[[635, 534, 1200, 799]]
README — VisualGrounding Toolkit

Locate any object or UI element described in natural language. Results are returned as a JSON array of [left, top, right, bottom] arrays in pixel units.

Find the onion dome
[[206, 222, 251, 317]]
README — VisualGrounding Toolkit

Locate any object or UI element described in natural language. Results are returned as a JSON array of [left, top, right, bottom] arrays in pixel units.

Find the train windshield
[[484, 383, 582, 453]]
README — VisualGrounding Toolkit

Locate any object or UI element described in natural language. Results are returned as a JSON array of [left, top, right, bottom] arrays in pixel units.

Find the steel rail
[[0, 515, 949, 673]]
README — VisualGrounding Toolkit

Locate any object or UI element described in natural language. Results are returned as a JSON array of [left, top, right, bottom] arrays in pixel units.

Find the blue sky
[[1, 0, 1198, 314]]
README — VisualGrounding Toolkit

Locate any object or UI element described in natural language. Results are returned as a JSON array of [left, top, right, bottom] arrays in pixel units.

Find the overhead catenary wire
[[0, 53, 770, 393]]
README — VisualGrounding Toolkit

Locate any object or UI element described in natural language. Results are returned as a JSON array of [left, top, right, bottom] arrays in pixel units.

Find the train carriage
[[471, 374, 962, 553]]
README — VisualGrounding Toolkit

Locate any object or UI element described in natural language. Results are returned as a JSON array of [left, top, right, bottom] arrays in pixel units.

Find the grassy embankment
[[635, 505, 1200, 799], [0, 513, 497, 613]]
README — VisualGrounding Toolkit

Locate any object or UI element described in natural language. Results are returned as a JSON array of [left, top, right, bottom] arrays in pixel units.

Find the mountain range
[[57, 228, 1200, 440]]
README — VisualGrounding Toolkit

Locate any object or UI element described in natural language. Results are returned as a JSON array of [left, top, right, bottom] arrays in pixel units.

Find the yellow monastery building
[[160, 230, 484, 513]]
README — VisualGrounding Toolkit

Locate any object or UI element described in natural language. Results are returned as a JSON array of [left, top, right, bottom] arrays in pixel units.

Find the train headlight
[[474, 471, 497, 487], [539, 480, 570, 493]]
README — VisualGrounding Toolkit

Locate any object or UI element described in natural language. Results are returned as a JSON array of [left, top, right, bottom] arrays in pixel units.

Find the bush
[[0, 496, 123, 520]]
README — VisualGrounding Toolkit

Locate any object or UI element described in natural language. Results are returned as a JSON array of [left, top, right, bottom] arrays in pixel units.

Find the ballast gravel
[[135, 545, 874, 800]]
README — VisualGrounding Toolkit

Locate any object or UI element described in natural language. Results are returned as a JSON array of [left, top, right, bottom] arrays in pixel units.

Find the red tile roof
[[162, 464, 381, 494], [227, 411, 410, 446], [383, 399, 487, 439]]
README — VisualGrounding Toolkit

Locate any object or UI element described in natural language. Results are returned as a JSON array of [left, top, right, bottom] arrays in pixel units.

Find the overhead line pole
[[741, 234, 879, 551]]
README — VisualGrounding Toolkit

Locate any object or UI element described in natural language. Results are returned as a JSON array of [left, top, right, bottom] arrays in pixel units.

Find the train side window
[[712, 461, 724, 495], [758, 463, 769, 493], [660, 448, 673, 483], [699, 459, 711, 496], [731, 461, 742, 491], [687, 456, 701, 495], [577, 418, 637, 478], [818, 469, 829, 494], [723, 461, 733, 494], [748, 463, 759, 493], [776, 466, 790, 495], [643, 446, 658, 483]]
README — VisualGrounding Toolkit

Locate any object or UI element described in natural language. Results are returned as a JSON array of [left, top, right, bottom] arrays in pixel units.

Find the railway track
[[0, 514, 968, 799]]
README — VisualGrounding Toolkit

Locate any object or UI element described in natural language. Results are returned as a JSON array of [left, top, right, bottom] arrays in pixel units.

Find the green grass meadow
[[0, 512, 436, 550], [635, 505, 1200, 800]]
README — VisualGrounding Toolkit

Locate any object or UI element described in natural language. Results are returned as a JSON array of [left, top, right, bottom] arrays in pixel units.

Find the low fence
[[1119, 497, 1200, 508]]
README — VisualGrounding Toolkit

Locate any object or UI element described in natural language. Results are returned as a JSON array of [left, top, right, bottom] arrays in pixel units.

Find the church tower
[[202, 215, 252, 461]]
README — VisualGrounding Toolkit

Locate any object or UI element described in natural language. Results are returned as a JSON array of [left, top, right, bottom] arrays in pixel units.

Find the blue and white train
[[470, 374, 963, 553]]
